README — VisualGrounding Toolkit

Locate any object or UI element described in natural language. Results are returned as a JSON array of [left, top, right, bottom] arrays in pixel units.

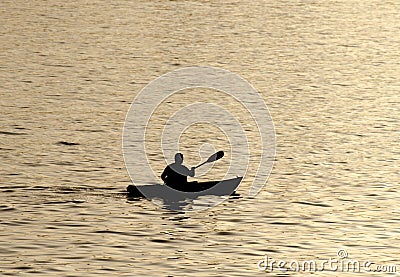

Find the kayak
[[126, 177, 242, 198]]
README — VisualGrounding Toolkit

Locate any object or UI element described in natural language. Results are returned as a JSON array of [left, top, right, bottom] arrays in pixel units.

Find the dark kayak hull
[[127, 177, 242, 198]]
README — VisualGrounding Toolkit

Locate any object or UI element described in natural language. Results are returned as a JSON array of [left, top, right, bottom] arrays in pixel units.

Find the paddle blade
[[207, 151, 224, 162]]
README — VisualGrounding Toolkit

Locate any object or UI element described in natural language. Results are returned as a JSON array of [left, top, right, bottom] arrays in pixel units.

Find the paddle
[[194, 151, 224, 169]]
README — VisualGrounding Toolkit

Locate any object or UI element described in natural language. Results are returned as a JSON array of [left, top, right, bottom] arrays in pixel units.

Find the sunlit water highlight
[[1, 0, 399, 275]]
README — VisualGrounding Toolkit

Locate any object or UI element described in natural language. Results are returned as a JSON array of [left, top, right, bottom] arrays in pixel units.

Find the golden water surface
[[1, 0, 399, 276]]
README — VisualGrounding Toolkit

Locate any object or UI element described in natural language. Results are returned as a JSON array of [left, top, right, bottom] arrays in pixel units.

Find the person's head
[[174, 153, 183, 164]]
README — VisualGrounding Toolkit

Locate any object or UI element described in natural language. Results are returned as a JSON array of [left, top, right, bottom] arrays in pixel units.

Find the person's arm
[[178, 165, 195, 177], [161, 166, 169, 182], [188, 167, 195, 177]]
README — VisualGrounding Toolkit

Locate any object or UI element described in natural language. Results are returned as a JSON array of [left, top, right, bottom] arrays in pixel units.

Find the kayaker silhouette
[[161, 153, 195, 189], [126, 151, 228, 197]]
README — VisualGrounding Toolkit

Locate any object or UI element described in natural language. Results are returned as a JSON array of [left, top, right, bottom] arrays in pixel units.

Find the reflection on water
[[1, 0, 399, 275]]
